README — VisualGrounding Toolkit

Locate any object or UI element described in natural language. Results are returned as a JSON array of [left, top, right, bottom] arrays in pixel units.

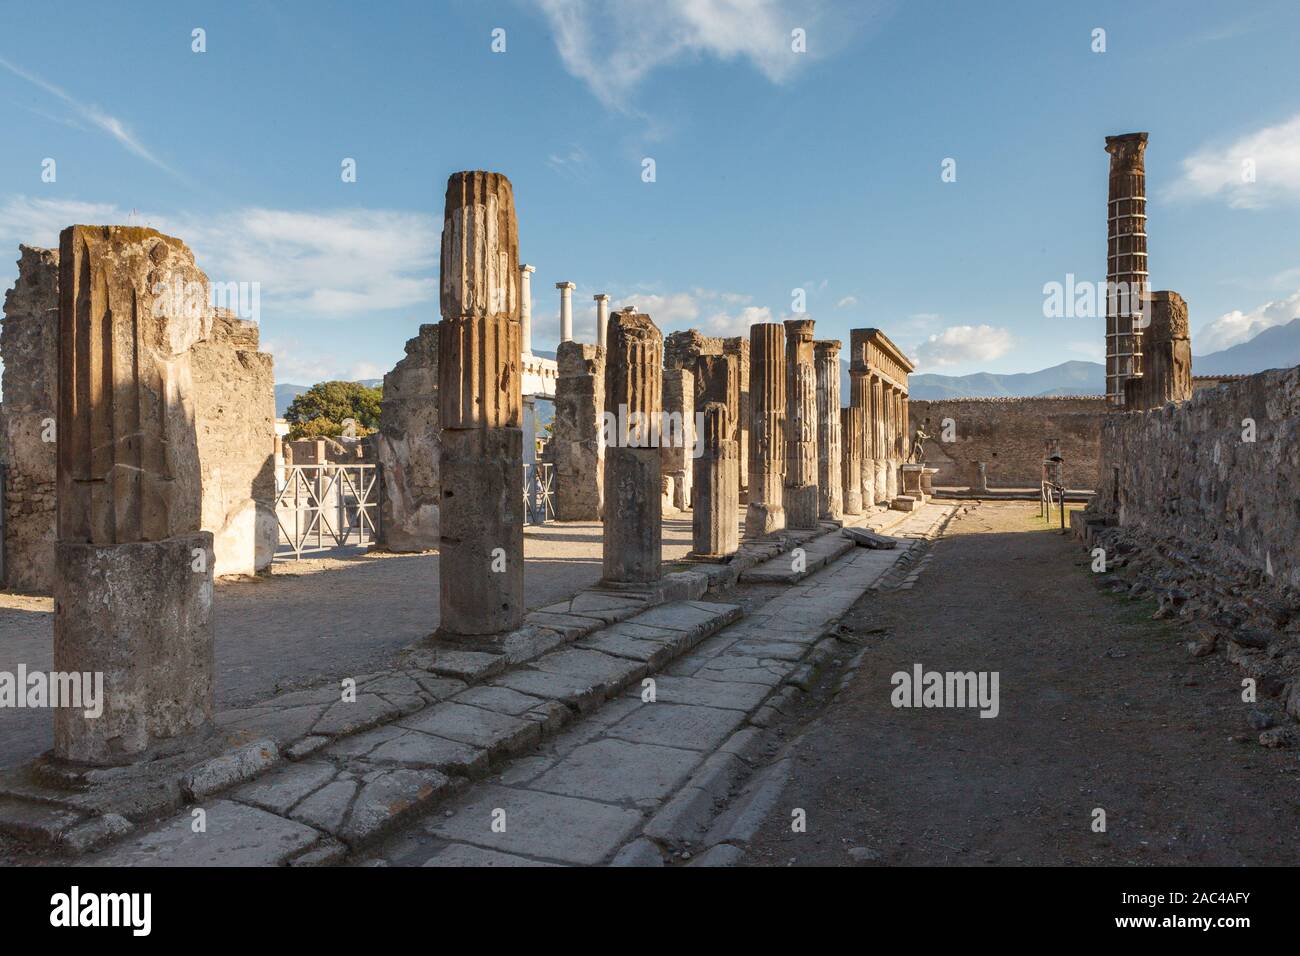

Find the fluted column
[[744, 323, 785, 536], [690, 402, 739, 559], [54, 224, 215, 763], [594, 293, 609, 349], [783, 319, 818, 530], [841, 406, 863, 515], [556, 281, 575, 344], [519, 263, 535, 354], [602, 307, 663, 584], [871, 375, 886, 504], [815, 340, 842, 520], [438, 171, 524, 637]]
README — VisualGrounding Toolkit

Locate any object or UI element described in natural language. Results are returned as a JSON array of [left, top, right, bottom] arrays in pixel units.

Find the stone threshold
[[376, 502, 958, 866]]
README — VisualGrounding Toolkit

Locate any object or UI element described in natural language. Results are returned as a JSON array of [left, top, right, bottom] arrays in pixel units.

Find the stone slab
[[528, 738, 701, 805], [606, 702, 747, 752], [93, 799, 325, 866]]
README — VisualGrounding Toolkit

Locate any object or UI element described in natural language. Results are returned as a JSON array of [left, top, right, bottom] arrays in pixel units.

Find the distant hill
[[1193, 317, 1300, 375], [837, 360, 1107, 400]]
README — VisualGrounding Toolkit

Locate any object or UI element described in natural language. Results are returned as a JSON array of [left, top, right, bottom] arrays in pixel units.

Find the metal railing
[[275, 463, 381, 559], [524, 462, 555, 525]]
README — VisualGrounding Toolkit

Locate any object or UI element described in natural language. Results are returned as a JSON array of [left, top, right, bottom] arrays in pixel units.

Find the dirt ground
[[748, 500, 1300, 866]]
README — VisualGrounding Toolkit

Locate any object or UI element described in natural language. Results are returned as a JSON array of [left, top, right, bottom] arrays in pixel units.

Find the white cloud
[[1195, 289, 1300, 353], [914, 325, 1014, 369], [0, 195, 439, 316], [616, 291, 701, 328], [1167, 113, 1300, 209], [705, 305, 774, 336], [835, 295, 857, 309], [0, 56, 182, 179], [533, 0, 862, 109]]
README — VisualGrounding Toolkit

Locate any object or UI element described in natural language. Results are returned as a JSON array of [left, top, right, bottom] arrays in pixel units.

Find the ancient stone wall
[[1089, 366, 1300, 596], [0, 245, 59, 591], [908, 396, 1108, 489], [376, 323, 440, 551], [192, 310, 277, 576]]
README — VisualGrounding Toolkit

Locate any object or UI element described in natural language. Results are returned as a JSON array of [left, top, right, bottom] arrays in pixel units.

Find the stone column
[[783, 319, 819, 530], [723, 336, 750, 502], [602, 307, 662, 584], [661, 367, 694, 511], [884, 386, 899, 500], [695, 352, 741, 544], [438, 171, 524, 637], [744, 323, 785, 536], [556, 281, 575, 344], [554, 342, 605, 520], [815, 340, 842, 520], [849, 366, 871, 509], [841, 406, 863, 515], [690, 402, 739, 559], [1127, 290, 1191, 409], [519, 263, 535, 354], [871, 376, 887, 504], [55, 225, 215, 764], [594, 293, 609, 350]]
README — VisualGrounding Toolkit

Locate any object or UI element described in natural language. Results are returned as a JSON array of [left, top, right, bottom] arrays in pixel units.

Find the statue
[[909, 427, 931, 464]]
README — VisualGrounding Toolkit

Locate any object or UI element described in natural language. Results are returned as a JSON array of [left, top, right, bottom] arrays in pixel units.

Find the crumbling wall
[[191, 309, 278, 576], [1089, 366, 1300, 594], [908, 396, 1108, 489], [375, 323, 440, 551], [0, 245, 59, 592]]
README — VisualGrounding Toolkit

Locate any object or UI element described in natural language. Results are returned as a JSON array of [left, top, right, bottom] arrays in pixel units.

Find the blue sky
[[2, 0, 1299, 384]]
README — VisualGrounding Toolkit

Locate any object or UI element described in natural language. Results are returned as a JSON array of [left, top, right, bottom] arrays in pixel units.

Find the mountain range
[[273, 322, 1300, 414]]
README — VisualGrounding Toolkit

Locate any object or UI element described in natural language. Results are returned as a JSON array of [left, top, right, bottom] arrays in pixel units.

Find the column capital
[[556, 281, 576, 291], [520, 263, 535, 274], [593, 292, 610, 302]]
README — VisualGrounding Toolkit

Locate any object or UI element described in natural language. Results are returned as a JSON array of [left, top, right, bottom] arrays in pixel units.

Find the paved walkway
[[0, 517, 696, 770]]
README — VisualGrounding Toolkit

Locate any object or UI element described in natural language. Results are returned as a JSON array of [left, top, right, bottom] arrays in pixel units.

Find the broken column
[[872, 376, 887, 503], [841, 406, 863, 515], [723, 335, 750, 501], [602, 307, 662, 584], [554, 341, 605, 520], [1125, 291, 1191, 410], [54, 225, 215, 764], [556, 281, 574, 344], [519, 263, 535, 353], [594, 293, 609, 350], [661, 366, 694, 511], [815, 340, 842, 520], [690, 402, 739, 559], [783, 319, 819, 530], [438, 171, 524, 636], [745, 323, 785, 536], [0, 245, 59, 592]]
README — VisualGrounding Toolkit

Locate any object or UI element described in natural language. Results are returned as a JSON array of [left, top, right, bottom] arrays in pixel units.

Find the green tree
[[284, 380, 382, 440]]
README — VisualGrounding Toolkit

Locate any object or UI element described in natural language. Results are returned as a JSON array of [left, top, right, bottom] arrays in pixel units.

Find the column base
[[744, 502, 785, 538], [784, 484, 820, 530]]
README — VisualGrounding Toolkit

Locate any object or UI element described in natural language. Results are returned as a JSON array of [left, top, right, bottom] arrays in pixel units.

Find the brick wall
[[908, 396, 1109, 489]]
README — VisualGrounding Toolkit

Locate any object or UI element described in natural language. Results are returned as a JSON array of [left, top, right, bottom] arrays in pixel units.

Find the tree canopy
[[284, 380, 382, 441]]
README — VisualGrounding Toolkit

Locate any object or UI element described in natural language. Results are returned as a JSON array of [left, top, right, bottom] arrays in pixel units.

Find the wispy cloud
[[835, 295, 858, 309], [0, 195, 439, 316], [1167, 113, 1300, 209], [0, 55, 183, 180], [1195, 289, 1300, 353], [914, 324, 1013, 369], [532, 0, 870, 110]]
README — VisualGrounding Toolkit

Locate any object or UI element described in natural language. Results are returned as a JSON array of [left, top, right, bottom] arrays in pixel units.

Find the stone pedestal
[[554, 341, 605, 520], [437, 171, 524, 637], [745, 323, 785, 536], [54, 533, 214, 764], [841, 406, 863, 515], [901, 463, 925, 501], [815, 340, 842, 520], [920, 467, 938, 497], [602, 309, 663, 585], [690, 402, 738, 559]]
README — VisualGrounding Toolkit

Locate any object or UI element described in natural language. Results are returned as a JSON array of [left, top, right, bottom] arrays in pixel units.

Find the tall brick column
[[815, 340, 842, 520], [54, 225, 215, 764], [438, 172, 524, 637], [602, 308, 663, 584], [554, 341, 605, 520], [745, 323, 786, 536], [1105, 132, 1149, 406]]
